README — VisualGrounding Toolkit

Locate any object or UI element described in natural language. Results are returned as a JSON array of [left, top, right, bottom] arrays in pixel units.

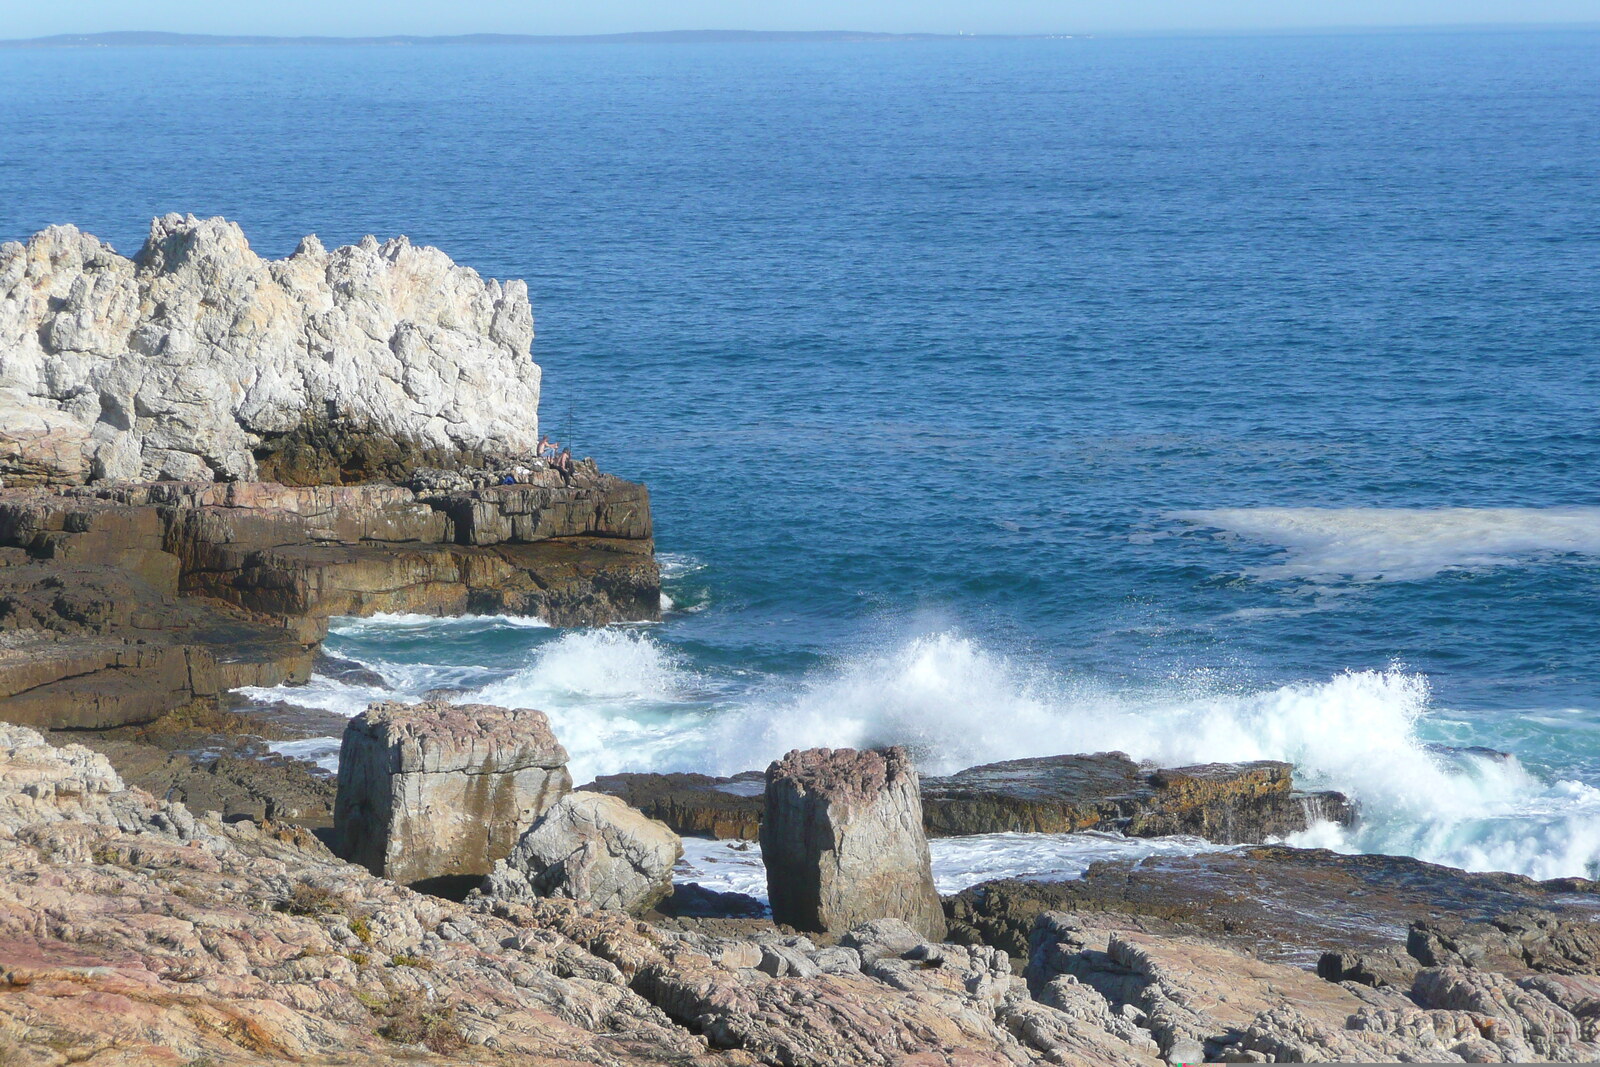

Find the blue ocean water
[[3, 30, 1599, 878]]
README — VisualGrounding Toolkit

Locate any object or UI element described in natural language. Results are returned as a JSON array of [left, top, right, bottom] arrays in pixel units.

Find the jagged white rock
[[0, 214, 540, 485]]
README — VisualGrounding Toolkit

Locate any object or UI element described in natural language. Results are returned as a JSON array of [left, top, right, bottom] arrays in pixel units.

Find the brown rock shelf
[[588, 751, 1355, 847], [0, 471, 659, 732]]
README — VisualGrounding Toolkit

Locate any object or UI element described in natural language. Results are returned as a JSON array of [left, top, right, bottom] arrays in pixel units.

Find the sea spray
[[468, 628, 714, 781], [240, 618, 1600, 881]]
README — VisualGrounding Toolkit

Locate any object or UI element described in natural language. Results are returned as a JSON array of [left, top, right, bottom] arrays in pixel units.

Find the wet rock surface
[[591, 752, 1351, 847], [945, 845, 1600, 966], [921, 752, 1354, 842], [335, 701, 572, 888], [586, 770, 766, 840], [2, 723, 1598, 1064], [761, 746, 946, 940]]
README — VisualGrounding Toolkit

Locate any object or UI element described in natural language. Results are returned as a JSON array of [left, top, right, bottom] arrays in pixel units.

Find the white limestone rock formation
[[481, 791, 682, 914], [334, 700, 571, 888], [0, 214, 540, 486], [760, 745, 946, 940]]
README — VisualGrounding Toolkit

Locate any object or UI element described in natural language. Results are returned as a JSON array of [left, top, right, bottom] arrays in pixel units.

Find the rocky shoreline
[[0, 472, 657, 732], [588, 751, 1354, 845], [2, 216, 1596, 1064], [3, 711, 1599, 1064]]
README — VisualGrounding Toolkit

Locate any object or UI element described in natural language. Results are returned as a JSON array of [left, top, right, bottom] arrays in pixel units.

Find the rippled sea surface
[[4, 29, 1598, 878]]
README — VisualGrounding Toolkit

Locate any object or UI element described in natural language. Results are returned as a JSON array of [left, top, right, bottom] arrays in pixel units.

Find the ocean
[[4, 28, 1598, 882]]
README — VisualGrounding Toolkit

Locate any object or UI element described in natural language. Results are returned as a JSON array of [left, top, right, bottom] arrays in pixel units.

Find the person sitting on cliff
[[538, 435, 557, 461], [553, 448, 574, 478]]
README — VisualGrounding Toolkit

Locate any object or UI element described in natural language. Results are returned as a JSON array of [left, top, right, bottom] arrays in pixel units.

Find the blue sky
[[2, 0, 1596, 38]]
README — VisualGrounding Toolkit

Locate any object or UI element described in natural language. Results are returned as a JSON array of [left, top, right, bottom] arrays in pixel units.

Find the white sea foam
[[234, 675, 393, 718], [670, 630, 1600, 880], [657, 552, 711, 613], [1176, 506, 1600, 582], [234, 660, 497, 718], [328, 612, 550, 635], [677, 831, 1236, 903], [464, 628, 711, 782], [268, 737, 341, 774], [241, 619, 1600, 881], [658, 553, 706, 580]]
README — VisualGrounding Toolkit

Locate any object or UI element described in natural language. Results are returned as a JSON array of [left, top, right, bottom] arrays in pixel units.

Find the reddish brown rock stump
[[334, 700, 570, 891], [760, 746, 945, 940]]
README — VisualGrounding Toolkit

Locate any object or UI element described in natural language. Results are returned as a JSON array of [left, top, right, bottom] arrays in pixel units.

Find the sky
[[1, 0, 1597, 39]]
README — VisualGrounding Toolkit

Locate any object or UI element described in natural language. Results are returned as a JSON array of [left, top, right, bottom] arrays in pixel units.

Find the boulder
[[760, 746, 945, 940], [1409, 909, 1600, 977], [334, 700, 570, 890], [6, 719, 1598, 1066], [481, 791, 681, 913]]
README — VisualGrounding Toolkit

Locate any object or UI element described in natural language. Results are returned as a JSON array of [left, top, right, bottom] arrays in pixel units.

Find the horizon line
[[3, 24, 1597, 48]]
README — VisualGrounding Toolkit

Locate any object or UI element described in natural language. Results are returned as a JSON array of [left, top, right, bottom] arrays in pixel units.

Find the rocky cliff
[[0, 215, 541, 486], [0, 473, 657, 731], [0, 217, 658, 742]]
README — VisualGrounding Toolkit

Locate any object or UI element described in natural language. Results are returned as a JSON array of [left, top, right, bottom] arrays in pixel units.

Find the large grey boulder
[[760, 746, 945, 940], [0, 215, 541, 486], [333, 700, 570, 888], [480, 791, 681, 913]]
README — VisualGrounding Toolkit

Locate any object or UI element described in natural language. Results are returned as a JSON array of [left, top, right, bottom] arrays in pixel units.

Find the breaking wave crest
[[464, 629, 711, 782], [484, 629, 1600, 879], [243, 621, 1600, 881]]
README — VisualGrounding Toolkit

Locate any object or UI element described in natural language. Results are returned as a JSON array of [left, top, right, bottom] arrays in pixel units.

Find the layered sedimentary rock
[[0, 722, 1116, 1065], [1027, 915, 1600, 1063], [589, 751, 1352, 844], [334, 701, 571, 889], [760, 746, 945, 940], [921, 752, 1354, 842], [0, 215, 542, 486], [483, 791, 681, 914], [3, 722, 1596, 1065], [587, 770, 767, 840], [0, 217, 659, 737], [944, 845, 1600, 966], [0, 474, 657, 730]]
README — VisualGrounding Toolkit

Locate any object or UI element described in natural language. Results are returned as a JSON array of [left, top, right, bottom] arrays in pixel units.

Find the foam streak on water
[[1176, 507, 1600, 583], [678, 832, 1237, 904]]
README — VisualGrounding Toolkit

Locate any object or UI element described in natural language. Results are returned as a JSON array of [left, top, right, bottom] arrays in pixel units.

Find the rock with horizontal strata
[[335, 700, 571, 889], [921, 751, 1354, 842], [946, 845, 1600, 964], [586, 770, 767, 840], [760, 746, 945, 940], [0, 215, 541, 486], [589, 752, 1352, 845], [0, 476, 657, 730], [482, 791, 682, 914]]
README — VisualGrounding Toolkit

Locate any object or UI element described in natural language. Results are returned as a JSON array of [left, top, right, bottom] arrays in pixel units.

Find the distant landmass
[[0, 30, 1074, 48]]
